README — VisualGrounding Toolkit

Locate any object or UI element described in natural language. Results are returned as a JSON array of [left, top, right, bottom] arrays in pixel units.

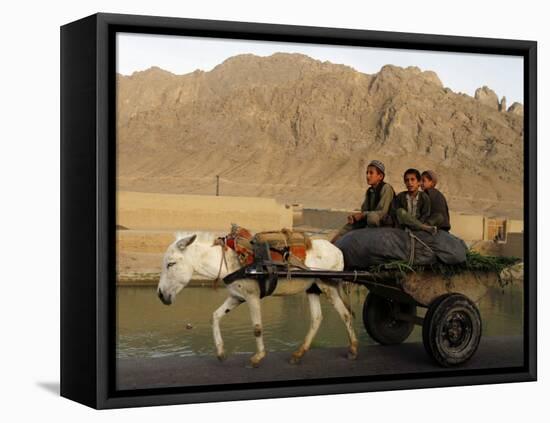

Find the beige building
[[450, 211, 523, 242], [117, 191, 293, 232], [450, 212, 523, 258]]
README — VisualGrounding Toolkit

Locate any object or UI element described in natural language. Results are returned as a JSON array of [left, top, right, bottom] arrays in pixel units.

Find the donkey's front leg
[[212, 296, 242, 361], [246, 294, 266, 367]]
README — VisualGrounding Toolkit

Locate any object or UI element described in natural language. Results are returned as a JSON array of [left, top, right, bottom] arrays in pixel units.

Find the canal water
[[116, 284, 523, 359]]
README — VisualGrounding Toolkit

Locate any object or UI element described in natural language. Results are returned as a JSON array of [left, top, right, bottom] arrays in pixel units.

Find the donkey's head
[[157, 234, 197, 305]]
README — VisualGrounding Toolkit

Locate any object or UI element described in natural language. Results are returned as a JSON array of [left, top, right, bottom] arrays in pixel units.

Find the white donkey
[[157, 232, 358, 368]]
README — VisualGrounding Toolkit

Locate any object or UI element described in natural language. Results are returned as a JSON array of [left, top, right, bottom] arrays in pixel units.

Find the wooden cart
[[242, 265, 515, 367]]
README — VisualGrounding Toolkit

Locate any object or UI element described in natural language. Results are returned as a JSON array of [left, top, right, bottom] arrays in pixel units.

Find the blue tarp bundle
[[334, 227, 468, 270]]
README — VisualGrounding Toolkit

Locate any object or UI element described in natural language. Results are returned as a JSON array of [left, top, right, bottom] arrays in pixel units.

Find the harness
[[216, 225, 311, 298]]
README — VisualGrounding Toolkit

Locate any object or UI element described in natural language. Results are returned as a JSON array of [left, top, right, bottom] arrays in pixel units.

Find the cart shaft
[[243, 267, 397, 284]]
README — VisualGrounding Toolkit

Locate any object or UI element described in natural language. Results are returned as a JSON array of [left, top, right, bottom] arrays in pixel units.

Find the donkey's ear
[[176, 234, 197, 251]]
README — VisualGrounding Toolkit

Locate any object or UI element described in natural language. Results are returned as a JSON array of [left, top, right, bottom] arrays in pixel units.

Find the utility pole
[[216, 175, 220, 196]]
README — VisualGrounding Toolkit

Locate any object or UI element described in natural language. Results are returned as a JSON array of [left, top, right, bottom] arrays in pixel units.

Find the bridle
[[212, 237, 229, 289]]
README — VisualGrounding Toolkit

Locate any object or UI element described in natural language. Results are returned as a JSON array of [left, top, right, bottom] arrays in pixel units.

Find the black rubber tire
[[363, 292, 416, 345], [422, 293, 482, 367]]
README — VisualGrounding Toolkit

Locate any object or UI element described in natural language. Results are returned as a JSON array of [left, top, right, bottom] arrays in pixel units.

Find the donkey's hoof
[[289, 355, 302, 365], [347, 352, 358, 360], [216, 352, 227, 362], [247, 352, 266, 368], [246, 359, 261, 369]]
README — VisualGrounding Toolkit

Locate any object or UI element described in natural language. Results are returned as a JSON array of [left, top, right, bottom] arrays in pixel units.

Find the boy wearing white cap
[[331, 160, 395, 243]]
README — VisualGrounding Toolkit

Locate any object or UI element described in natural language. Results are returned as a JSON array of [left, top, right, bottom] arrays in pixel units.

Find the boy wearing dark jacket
[[421, 170, 451, 231], [391, 168, 436, 234], [331, 160, 395, 243]]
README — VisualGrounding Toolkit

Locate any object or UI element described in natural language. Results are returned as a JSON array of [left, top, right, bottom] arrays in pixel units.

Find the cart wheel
[[422, 293, 482, 367], [363, 292, 416, 345]]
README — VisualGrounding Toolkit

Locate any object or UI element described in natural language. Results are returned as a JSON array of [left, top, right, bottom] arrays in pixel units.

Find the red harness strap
[[217, 225, 255, 266], [219, 224, 310, 268]]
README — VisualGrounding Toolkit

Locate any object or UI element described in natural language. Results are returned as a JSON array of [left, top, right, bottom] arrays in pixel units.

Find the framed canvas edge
[[60, 13, 99, 409], [97, 371, 536, 409], [60, 12, 537, 410]]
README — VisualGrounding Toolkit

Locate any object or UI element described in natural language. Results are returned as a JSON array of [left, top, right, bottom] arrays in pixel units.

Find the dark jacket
[[359, 181, 395, 226], [425, 187, 451, 231], [391, 190, 431, 223]]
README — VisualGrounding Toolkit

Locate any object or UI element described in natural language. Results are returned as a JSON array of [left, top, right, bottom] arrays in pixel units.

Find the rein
[[212, 238, 229, 290]]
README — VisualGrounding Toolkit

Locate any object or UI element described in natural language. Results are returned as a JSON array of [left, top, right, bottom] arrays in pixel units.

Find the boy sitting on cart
[[421, 170, 451, 232], [331, 160, 395, 243], [390, 168, 437, 235]]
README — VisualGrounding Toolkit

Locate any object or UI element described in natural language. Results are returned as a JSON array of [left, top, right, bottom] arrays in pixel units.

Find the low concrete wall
[[292, 203, 304, 226], [449, 212, 485, 241], [500, 232, 524, 258], [470, 232, 524, 259], [117, 191, 293, 232], [301, 208, 351, 229]]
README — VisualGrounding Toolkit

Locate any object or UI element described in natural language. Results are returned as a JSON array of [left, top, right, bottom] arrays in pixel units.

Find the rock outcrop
[[474, 86, 499, 110], [499, 96, 507, 112], [508, 102, 524, 116]]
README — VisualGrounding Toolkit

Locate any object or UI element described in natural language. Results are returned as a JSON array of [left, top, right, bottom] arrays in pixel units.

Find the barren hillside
[[116, 53, 524, 219]]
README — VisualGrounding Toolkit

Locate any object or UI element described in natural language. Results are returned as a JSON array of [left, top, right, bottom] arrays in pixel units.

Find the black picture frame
[[60, 12, 537, 409]]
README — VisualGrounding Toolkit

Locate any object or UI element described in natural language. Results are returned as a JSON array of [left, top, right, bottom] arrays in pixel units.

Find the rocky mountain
[[116, 53, 524, 218]]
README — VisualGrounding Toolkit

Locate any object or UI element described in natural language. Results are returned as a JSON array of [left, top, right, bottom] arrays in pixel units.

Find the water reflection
[[117, 284, 523, 358]]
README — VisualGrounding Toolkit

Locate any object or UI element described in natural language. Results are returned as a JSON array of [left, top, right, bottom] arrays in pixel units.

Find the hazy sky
[[117, 32, 524, 105]]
